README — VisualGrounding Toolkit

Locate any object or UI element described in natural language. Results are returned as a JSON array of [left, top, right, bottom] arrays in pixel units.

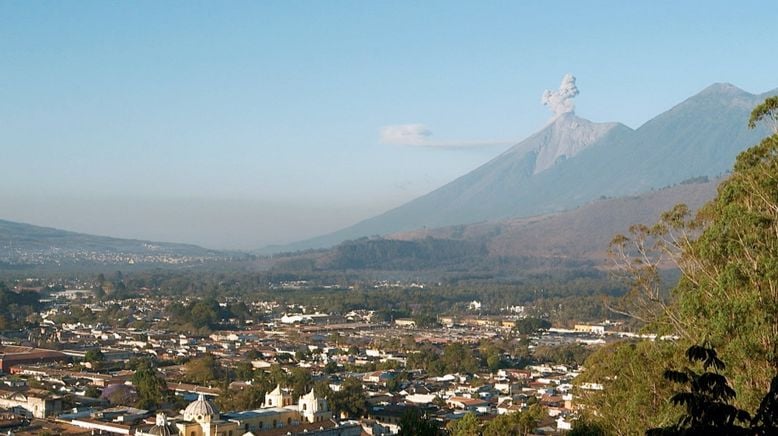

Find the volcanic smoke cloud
[[542, 74, 579, 117]]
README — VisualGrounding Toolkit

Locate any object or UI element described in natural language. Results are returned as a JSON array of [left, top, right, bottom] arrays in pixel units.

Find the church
[[136, 384, 332, 436]]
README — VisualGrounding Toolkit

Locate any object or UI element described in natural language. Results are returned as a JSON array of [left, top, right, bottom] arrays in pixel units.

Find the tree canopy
[[582, 97, 778, 432], [131, 360, 170, 410], [748, 95, 778, 133]]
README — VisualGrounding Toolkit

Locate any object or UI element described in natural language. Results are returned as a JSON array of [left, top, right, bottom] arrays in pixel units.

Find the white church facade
[[137, 385, 333, 436]]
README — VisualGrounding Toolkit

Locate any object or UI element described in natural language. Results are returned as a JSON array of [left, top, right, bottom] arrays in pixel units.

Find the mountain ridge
[[268, 178, 721, 275], [0, 218, 235, 268], [389, 177, 720, 261]]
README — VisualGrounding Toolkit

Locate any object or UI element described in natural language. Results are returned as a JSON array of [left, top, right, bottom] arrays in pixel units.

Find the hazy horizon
[[3, 1, 778, 249]]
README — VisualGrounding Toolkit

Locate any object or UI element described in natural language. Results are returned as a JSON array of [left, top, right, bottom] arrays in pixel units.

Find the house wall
[[229, 409, 299, 433]]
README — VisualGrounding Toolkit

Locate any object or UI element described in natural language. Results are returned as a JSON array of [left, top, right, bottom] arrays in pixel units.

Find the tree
[[575, 341, 685, 434], [647, 344, 751, 435], [585, 99, 778, 431], [294, 349, 310, 362], [486, 352, 503, 372], [567, 416, 607, 436], [184, 354, 225, 386], [289, 367, 312, 400], [189, 299, 221, 330], [514, 318, 551, 335], [442, 343, 478, 374], [413, 312, 440, 328], [748, 95, 778, 133], [647, 344, 778, 435], [234, 361, 255, 381], [323, 360, 339, 374], [84, 386, 101, 399], [669, 128, 778, 409], [313, 380, 333, 399], [752, 375, 778, 433], [103, 384, 138, 406], [480, 342, 506, 372], [131, 360, 169, 410], [447, 412, 480, 436], [401, 335, 417, 351], [482, 404, 544, 436], [330, 377, 366, 418], [84, 349, 105, 363], [216, 384, 265, 412], [516, 404, 545, 436], [94, 286, 106, 299], [533, 343, 592, 366], [398, 407, 441, 436]]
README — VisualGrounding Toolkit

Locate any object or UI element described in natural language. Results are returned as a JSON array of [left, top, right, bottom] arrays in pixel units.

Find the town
[[0, 276, 642, 435]]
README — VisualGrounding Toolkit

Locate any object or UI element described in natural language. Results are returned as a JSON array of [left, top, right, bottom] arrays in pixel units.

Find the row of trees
[[404, 338, 591, 376], [396, 404, 546, 436], [84, 267, 621, 321], [446, 405, 545, 436], [0, 282, 42, 329]]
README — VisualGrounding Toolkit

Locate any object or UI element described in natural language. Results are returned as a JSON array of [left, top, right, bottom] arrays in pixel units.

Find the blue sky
[[2, 1, 777, 249]]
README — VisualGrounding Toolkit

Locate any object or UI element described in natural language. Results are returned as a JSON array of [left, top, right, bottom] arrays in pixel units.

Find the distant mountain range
[[268, 83, 775, 253], [390, 177, 719, 262], [270, 178, 719, 274], [0, 219, 234, 269]]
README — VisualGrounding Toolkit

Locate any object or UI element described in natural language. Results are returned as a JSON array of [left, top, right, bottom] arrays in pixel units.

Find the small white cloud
[[380, 124, 433, 146], [380, 123, 511, 149]]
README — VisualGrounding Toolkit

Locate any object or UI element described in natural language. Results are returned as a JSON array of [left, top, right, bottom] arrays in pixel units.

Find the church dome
[[147, 413, 176, 436], [183, 393, 219, 422]]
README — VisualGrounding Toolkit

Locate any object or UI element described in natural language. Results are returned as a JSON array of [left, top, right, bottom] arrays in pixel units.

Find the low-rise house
[[363, 371, 395, 384], [0, 388, 62, 418], [0, 346, 68, 373], [446, 396, 490, 413], [394, 319, 416, 329]]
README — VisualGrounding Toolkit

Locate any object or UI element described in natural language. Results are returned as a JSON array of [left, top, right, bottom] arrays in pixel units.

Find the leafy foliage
[[0, 282, 42, 329], [752, 375, 778, 433], [406, 342, 480, 376], [183, 354, 225, 386], [670, 130, 778, 408], [575, 341, 685, 434], [84, 349, 105, 363], [398, 407, 441, 436], [513, 317, 551, 334], [216, 384, 265, 412], [321, 237, 486, 270], [329, 377, 366, 418], [567, 416, 607, 436], [748, 95, 778, 133], [447, 412, 480, 436], [131, 360, 170, 410], [481, 404, 545, 436], [587, 99, 778, 432], [647, 344, 750, 435], [532, 343, 592, 366]]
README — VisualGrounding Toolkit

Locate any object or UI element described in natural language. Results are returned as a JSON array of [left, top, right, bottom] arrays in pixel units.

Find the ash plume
[[542, 73, 579, 117]]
